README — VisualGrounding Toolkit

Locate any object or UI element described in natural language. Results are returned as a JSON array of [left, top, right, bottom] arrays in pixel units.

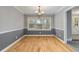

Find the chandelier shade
[[35, 6, 44, 15]]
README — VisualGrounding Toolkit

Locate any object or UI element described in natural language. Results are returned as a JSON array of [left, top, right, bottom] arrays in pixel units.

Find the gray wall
[[24, 29, 56, 35], [55, 29, 64, 40], [0, 6, 24, 51], [24, 28, 64, 40], [0, 29, 24, 50]]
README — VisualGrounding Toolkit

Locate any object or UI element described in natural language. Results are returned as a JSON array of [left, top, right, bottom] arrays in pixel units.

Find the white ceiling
[[15, 6, 66, 15]]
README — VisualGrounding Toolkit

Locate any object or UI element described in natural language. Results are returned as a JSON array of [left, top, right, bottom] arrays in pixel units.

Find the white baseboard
[[1, 35, 25, 52], [54, 28, 64, 30], [24, 35, 54, 36], [53, 35, 66, 43]]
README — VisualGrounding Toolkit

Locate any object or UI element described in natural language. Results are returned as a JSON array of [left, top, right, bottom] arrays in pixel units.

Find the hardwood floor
[[6, 36, 74, 52]]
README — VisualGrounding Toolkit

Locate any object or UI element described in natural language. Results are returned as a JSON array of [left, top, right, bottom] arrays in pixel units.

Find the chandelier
[[35, 6, 44, 15]]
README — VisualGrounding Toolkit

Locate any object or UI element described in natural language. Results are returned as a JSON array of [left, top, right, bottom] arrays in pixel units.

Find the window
[[27, 16, 51, 31]]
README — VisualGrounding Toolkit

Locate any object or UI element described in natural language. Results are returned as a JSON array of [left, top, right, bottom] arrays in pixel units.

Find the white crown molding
[[55, 7, 67, 14], [14, 6, 24, 14], [55, 6, 75, 14], [14, 6, 72, 15], [14, 6, 74, 16]]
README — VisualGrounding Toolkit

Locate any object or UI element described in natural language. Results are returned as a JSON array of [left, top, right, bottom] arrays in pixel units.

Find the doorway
[[67, 7, 79, 52], [72, 7, 79, 41]]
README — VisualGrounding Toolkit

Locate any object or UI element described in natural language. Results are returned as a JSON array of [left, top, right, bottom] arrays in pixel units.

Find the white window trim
[[27, 17, 52, 31]]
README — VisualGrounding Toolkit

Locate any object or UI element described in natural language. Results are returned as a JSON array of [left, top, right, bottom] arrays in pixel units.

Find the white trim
[[64, 6, 75, 12], [53, 35, 66, 43], [24, 35, 54, 36], [14, 6, 24, 14], [67, 38, 72, 41], [27, 29, 51, 31], [55, 7, 67, 14], [0, 28, 24, 34], [55, 6, 75, 14], [54, 28, 64, 30], [1, 35, 25, 52]]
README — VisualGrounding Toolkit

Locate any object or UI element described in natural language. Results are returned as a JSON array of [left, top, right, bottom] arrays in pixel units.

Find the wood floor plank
[[6, 36, 74, 52]]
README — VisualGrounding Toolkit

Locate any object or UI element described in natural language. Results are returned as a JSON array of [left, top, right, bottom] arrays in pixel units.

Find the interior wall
[[54, 10, 65, 40], [54, 6, 73, 42], [0, 6, 24, 51], [24, 15, 54, 29], [0, 6, 24, 32], [54, 12, 64, 30], [24, 15, 55, 35]]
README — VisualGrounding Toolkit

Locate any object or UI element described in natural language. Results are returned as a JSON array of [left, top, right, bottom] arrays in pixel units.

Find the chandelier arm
[[35, 6, 44, 15]]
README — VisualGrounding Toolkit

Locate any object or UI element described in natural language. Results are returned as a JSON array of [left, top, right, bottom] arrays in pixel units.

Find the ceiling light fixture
[[35, 6, 44, 15]]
